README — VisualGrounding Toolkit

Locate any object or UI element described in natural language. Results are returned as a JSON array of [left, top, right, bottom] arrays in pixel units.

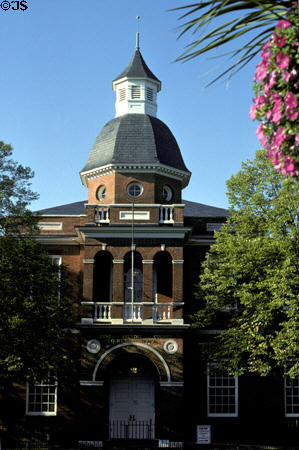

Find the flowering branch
[[249, 5, 299, 177]]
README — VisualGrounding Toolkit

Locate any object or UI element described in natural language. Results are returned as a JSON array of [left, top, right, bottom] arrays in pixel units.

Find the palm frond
[[171, 0, 292, 84]]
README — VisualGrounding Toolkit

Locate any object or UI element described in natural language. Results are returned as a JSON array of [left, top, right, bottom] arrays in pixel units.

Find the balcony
[[84, 204, 183, 226], [80, 301, 184, 325]]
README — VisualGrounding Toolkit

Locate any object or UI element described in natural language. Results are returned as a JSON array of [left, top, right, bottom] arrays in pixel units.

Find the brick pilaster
[[83, 259, 94, 300], [172, 260, 184, 302], [142, 260, 154, 302]]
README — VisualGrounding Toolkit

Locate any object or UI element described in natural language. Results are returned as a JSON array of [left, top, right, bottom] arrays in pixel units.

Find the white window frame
[[50, 255, 62, 266], [207, 364, 238, 417], [50, 255, 62, 301], [285, 374, 299, 417], [26, 380, 57, 416], [37, 222, 62, 231]]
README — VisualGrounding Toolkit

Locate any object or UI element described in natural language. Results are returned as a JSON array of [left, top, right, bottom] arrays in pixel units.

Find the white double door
[[109, 377, 155, 438]]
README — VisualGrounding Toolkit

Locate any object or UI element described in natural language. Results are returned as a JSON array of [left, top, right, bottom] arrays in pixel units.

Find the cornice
[[80, 162, 191, 188], [34, 235, 80, 246], [75, 225, 192, 242]]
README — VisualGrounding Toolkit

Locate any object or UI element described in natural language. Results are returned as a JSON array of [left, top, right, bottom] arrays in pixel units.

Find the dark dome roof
[[81, 114, 190, 174]]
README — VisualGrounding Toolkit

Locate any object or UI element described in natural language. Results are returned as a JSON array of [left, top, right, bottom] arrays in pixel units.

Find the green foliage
[[0, 141, 39, 234], [193, 150, 299, 377], [172, 0, 292, 85], [0, 142, 76, 384]]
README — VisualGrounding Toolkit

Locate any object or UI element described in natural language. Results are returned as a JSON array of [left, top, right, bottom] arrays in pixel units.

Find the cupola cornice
[[80, 162, 191, 188]]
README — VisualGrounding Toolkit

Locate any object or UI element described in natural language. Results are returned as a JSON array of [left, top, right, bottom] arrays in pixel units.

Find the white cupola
[[112, 31, 161, 117]]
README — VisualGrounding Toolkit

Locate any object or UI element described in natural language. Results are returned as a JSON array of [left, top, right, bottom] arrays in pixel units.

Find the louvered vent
[[131, 85, 141, 99], [119, 88, 126, 101], [147, 88, 154, 101]]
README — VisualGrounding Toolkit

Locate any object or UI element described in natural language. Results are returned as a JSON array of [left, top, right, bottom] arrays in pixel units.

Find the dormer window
[[147, 88, 154, 102], [131, 85, 141, 99], [119, 88, 126, 101]]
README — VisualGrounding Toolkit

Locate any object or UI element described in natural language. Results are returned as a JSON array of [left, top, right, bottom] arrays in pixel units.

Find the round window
[[96, 185, 106, 201], [162, 185, 173, 202], [127, 182, 143, 198]]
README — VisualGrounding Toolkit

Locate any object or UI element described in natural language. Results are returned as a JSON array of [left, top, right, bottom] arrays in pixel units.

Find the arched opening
[[107, 353, 157, 439], [153, 251, 172, 301], [124, 251, 143, 302], [93, 251, 113, 302]]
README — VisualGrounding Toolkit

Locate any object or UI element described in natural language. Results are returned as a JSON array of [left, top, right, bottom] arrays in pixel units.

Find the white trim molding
[[80, 163, 191, 188], [80, 380, 104, 386], [160, 381, 184, 387], [92, 342, 171, 382], [38, 222, 62, 231]]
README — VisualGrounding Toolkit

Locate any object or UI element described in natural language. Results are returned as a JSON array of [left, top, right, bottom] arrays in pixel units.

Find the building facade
[[1, 45, 299, 448]]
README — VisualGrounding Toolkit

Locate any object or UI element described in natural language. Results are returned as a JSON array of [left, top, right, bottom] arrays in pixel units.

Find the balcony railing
[[95, 206, 110, 223], [81, 301, 183, 325], [86, 204, 181, 225], [159, 206, 174, 224]]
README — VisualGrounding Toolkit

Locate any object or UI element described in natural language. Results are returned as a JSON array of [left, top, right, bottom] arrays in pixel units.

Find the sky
[[0, 0, 260, 211]]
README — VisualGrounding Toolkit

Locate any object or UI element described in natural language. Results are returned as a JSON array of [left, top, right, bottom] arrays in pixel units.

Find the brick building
[[3, 44, 299, 448]]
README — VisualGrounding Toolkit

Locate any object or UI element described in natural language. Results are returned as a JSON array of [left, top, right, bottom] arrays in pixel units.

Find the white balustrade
[[94, 303, 112, 321], [81, 301, 176, 324], [124, 303, 143, 322], [159, 206, 174, 223], [95, 206, 110, 223], [154, 303, 172, 322]]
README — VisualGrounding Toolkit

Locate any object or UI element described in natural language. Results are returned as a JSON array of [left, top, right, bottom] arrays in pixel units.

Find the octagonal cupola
[[112, 33, 161, 117]]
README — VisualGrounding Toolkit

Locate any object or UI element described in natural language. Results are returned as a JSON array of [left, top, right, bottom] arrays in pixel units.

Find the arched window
[[93, 251, 113, 302], [124, 251, 143, 302], [153, 251, 172, 301]]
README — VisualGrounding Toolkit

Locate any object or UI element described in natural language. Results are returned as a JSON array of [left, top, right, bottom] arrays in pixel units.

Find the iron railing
[[109, 419, 154, 439]]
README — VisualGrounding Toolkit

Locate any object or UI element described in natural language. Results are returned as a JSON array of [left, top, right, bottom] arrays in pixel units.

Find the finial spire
[[136, 16, 140, 50]]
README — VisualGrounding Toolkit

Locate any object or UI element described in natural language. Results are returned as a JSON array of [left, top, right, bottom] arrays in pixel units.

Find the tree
[[193, 150, 299, 378], [0, 142, 75, 383], [0, 141, 40, 234], [172, 0, 293, 85]]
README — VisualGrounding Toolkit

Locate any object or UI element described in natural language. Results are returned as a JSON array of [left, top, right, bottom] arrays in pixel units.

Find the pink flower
[[268, 70, 276, 88], [283, 71, 291, 82], [276, 51, 289, 69], [272, 108, 282, 123], [273, 32, 286, 47], [285, 92, 297, 108], [249, 105, 257, 120], [266, 110, 272, 120], [286, 107, 299, 120], [276, 20, 291, 29], [273, 127, 287, 148], [295, 42, 299, 47], [255, 63, 268, 81], [253, 94, 269, 109], [295, 134, 299, 145], [261, 44, 272, 60], [272, 91, 281, 103]]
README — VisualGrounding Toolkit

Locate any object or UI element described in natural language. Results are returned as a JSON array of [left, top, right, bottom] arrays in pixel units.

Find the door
[[109, 377, 155, 439]]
